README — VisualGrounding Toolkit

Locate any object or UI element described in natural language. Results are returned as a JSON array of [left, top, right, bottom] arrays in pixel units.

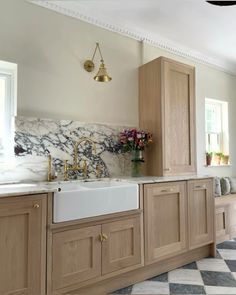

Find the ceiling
[[30, 0, 236, 74]]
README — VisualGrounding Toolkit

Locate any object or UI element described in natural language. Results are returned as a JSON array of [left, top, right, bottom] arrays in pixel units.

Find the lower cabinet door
[[0, 194, 47, 295], [101, 215, 142, 275], [52, 225, 101, 290], [188, 179, 214, 249], [228, 201, 236, 238], [144, 182, 187, 264], [216, 206, 230, 244]]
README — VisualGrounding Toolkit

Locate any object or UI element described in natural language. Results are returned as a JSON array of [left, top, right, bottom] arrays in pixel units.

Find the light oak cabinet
[[144, 182, 187, 264], [139, 57, 196, 176], [188, 179, 214, 249], [215, 195, 236, 244], [216, 206, 230, 243], [52, 225, 102, 290], [102, 217, 142, 275], [51, 215, 142, 291], [0, 194, 47, 295]]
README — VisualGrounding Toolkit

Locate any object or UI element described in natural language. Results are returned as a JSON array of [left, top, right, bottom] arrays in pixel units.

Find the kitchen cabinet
[[139, 56, 196, 176], [144, 182, 187, 264], [102, 216, 142, 275], [0, 194, 47, 295], [215, 194, 236, 244], [51, 215, 142, 291], [188, 179, 214, 249], [215, 205, 230, 243], [52, 225, 102, 290]]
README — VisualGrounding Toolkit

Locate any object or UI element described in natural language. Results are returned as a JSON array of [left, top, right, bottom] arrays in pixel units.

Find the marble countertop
[[0, 175, 213, 198]]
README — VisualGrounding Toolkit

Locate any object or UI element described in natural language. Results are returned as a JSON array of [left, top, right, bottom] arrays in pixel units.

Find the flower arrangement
[[119, 128, 153, 152]]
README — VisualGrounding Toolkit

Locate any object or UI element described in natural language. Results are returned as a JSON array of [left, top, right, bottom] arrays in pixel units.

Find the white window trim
[[0, 60, 17, 167], [205, 97, 229, 155]]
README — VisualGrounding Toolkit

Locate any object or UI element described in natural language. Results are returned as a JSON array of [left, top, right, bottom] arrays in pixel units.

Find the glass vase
[[131, 150, 144, 177]]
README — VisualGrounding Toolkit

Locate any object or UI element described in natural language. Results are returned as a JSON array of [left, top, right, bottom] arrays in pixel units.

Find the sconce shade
[[94, 62, 112, 82]]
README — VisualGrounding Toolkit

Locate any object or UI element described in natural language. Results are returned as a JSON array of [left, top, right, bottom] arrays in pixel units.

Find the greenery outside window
[[205, 98, 229, 166]]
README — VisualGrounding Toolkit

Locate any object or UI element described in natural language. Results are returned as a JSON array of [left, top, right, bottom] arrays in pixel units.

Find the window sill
[[204, 164, 231, 168]]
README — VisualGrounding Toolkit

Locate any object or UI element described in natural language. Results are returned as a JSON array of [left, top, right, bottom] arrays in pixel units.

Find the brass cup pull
[[33, 203, 40, 209], [99, 233, 108, 242]]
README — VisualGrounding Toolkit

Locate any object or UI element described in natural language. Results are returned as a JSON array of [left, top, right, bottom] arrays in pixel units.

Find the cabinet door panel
[[52, 225, 101, 290], [163, 60, 196, 175], [228, 202, 236, 238], [216, 206, 230, 243], [0, 195, 47, 295], [102, 216, 142, 275], [188, 179, 214, 248], [144, 182, 187, 264]]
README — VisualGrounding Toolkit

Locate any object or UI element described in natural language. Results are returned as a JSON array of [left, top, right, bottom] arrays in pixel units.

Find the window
[[205, 98, 229, 157], [0, 61, 17, 165]]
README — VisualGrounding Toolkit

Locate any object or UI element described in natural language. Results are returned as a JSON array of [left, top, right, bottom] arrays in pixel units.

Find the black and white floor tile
[[113, 239, 236, 294]]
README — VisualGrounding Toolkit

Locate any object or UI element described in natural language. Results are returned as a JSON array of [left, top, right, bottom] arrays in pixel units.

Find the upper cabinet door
[[188, 179, 214, 249], [163, 59, 196, 175]]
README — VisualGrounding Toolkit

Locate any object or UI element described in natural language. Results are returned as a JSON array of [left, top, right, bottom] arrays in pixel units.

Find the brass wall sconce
[[84, 42, 112, 82]]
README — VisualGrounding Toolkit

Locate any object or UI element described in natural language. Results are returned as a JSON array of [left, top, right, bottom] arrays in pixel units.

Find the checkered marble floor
[[113, 239, 236, 294]]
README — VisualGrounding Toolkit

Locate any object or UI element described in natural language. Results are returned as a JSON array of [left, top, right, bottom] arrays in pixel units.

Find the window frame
[[205, 97, 229, 156], [0, 61, 17, 166]]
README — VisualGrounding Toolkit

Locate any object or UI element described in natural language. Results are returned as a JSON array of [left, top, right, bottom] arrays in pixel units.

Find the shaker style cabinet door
[[139, 57, 196, 176], [0, 194, 47, 295], [163, 59, 196, 175], [101, 215, 142, 275], [52, 225, 102, 290], [188, 179, 214, 249], [144, 182, 187, 264]]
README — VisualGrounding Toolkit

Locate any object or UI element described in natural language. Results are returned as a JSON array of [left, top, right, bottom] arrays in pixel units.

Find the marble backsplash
[[0, 116, 132, 182]]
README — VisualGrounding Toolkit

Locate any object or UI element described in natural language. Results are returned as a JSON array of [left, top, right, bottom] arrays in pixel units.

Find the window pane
[[0, 77, 6, 152], [205, 103, 222, 133]]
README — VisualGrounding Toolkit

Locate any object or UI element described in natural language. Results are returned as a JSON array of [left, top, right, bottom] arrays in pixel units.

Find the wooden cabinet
[[139, 57, 196, 176], [52, 225, 102, 290], [51, 215, 142, 291], [0, 194, 47, 295], [188, 179, 214, 249], [215, 195, 236, 244], [102, 216, 142, 275], [144, 182, 187, 264], [216, 206, 230, 243]]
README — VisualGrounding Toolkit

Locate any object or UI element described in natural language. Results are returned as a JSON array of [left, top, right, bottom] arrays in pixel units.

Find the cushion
[[220, 177, 231, 195], [228, 177, 236, 193], [214, 177, 222, 197]]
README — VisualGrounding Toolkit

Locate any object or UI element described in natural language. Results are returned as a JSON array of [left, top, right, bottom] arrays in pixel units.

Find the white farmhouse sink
[[53, 180, 139, 223]]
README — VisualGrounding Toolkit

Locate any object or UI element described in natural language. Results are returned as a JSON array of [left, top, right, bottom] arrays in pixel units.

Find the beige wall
[[0, 0, 236, 176]]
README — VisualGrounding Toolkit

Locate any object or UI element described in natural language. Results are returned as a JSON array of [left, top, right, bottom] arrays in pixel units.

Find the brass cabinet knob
[[33, 203, 40, 209], [99, 233, 108, 242], [102, 233, 108, 241]]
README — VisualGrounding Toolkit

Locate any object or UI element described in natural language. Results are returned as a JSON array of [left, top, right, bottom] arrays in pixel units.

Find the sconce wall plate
[[84, 60, 95, 72]]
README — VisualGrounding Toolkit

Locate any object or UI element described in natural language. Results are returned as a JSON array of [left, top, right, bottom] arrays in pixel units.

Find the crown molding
[[29, 0, 236, 75]]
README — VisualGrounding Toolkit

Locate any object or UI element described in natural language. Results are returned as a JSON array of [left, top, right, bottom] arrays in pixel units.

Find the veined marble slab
[[0, 116, 132, 182]]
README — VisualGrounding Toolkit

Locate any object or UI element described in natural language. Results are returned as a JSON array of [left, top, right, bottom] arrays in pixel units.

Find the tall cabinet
[[139, 57, 196, 176]]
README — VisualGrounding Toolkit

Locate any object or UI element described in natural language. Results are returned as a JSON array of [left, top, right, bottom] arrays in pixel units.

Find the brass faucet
[[47, 154, 57, 182], [64, 137, 97, 180]]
